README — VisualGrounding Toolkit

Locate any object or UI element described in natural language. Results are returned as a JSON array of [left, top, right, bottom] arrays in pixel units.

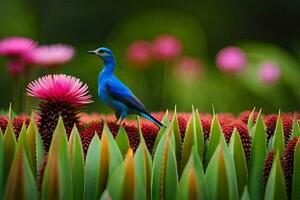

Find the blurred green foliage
[[0, 0, 300, 114]]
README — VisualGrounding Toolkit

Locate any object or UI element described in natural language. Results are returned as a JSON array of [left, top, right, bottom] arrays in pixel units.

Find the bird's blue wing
[[105, 79, 148, 113]]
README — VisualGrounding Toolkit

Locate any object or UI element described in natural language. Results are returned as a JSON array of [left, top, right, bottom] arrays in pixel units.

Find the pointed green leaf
[[152, 110, 170, 154], [0, 128, 4, 199], [247, 107, 256, 131], [26, 114, 44, 176], [195, 109, 204, 161], [85, 134, 101, 200], [152, 128, 178, 200], [170, 108, 182, 170], [271, 113, 285, 155], [3, 121, 16, 186], [292, 139, 300, 200], [4, 149, 38, 200], [205, 137, 239, 200], [176, 148, 206, 200], [16, 124, 27, 151], [230, 129, 248, 197], [99, 190, 112, 200], [264, 151, 287, 200], [241, 187, 250, 200], [181, 113, 197, 171], [68, 126, 85, 200], [134, 140, 152, 200], [41, 117, 72, 200], [205, 144, 229, 200], [116, 126, 130, 157], [206, 114, 222, 166], [103, 124, 123, 178], [248, 111, 266, 199], [108, 149, 135, 200], [292, 114, 300, 137]]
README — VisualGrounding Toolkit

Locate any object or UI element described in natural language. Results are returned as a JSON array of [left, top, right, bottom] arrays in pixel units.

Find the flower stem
[[24, 66, 32, 113], [12, 77, 20, 112]]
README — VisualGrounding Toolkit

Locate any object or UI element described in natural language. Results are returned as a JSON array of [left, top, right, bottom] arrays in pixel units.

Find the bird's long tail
[[140, 112, 167, 128]]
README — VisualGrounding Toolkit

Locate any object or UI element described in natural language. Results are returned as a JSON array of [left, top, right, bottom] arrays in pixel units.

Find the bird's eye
[[99, 50, 105, 53]]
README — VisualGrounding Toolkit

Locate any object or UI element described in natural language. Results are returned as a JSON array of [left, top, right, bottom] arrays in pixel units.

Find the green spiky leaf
[[26, 114, 44, 176], [4, 146, 38, 200], [195, 109, 204, 161], [247, 107, 256, 131], [0, 128, 4, 199], [152, 128, 178, 200], [292, 114, 300, 137], [85, 134, 101, 200], [108, 149, 135, 200], [271, 113, 285, 155], [264, 151, 287, 200], [3, 121, 16, 186], [152, 110, 170, 154], [68, 126, 85, 200], [134, 140, 152, 200], [176, 148, 206, 200], [206, 114, 222, 165], [181, 112, 197, 171], [41, 117, 72, 200], [116, 126, 130, 157], [292, 139, 300, 200], [229, 129, 248, 197], [241, 187, 250, 200], [248, 111, 266, 199]]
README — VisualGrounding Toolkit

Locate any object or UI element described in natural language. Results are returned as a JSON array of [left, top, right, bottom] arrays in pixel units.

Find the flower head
[[0, 116, 8, 133], [0, 36, 37, 57], [264, 114, 293, 144], [173, 56, 203, 83], [284, 137, 299, 198], [216, 46, 246, 73], [152, 34, 182, 60], [24, 44, 74, 66], [222, 121, 251, 162], [126, 40, 153, 65], [27, 74, 93, 106], [6, 59, 25, 77], [258, 61, 281, 84]]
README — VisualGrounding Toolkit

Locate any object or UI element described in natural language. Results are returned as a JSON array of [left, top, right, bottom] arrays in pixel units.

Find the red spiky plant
[[263, 150, 275, 186], [238, 110, 260, 125], [0, 116, 8, 133], [27, 74, 93, 151], [283, 137, 299, 198], [265, 114, 293, 144], [263, 149, 284, 187], [12, 115, 30, 138], [221, 121, 252, 162]]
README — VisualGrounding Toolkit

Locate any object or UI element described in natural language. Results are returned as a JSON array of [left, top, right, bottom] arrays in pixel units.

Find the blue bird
[[88, 47, 166, 128]]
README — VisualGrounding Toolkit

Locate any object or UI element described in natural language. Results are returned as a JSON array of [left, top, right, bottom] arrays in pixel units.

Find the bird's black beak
[[88, 50, 97, 55]]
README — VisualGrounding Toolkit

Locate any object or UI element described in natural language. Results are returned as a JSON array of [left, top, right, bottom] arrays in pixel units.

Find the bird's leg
[[114, 112, 120, 124], [118, 117, 124, 126]]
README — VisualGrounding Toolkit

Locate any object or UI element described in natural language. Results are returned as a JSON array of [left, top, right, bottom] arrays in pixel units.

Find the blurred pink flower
[[0, 37, 37, 57], [216, 46, 247, 73], [24, 44, 74, 66], [7, 60, 25, 77], [152, 34, 182, 60], [126, 40, 152, 65], [26, 74, 93, 105], [173, 56, 203, 83], [258, 61, 281, 84]]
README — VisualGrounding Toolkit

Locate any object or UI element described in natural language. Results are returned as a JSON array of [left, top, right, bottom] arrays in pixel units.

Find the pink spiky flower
[[0, 36, 37, 57], [27, 74, 93, 151], [24, 44, 74, 67], [27, 74, 92, 105]]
